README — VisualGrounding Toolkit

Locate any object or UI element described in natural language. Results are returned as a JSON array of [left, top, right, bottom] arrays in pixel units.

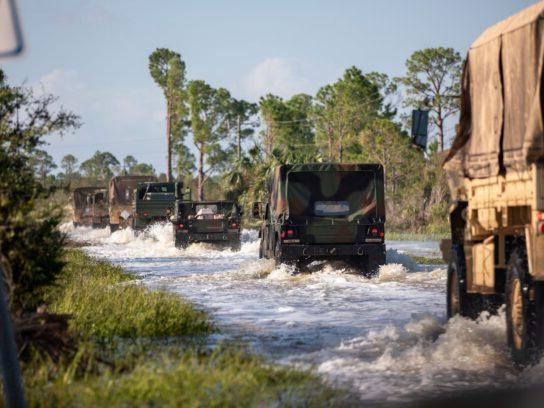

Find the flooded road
[[63, 223, 544, 404]]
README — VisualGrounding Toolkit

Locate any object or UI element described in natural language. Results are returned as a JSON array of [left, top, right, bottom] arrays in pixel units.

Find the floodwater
[[62, 222, 544, 404]]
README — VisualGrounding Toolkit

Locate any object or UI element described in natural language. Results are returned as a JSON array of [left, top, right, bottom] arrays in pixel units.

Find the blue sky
[[2, 0, 536, 174]]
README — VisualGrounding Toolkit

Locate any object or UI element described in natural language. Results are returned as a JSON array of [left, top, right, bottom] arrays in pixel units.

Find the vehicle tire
[[447, 245, 483, 319], [230, 240, 242, 252], [274, 238, 284, 267], [259, 238, 264, 258], [174, 234, 188, 249], [506, 242, 544, 366], [109, 223, 119, 233]]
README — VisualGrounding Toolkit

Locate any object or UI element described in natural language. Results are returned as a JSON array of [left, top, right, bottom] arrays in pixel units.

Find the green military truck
[[108, 175, 157, 231], [253, 163, 386, 275], [132, 182, 175, 231], [72, 187, 108, 228], [171, 187, 242, 250]]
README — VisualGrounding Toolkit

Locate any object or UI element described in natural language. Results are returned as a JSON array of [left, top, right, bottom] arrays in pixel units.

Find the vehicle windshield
[[287, 171, 376, 219], [138, 183, 175, 199]]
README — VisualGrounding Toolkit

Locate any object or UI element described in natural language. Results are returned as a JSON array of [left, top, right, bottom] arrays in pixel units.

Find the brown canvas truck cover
[[445, 2, 544, 189], [268, 163, 385, 221], [108, 175, 157, 225], [72, 187, 103, 224]]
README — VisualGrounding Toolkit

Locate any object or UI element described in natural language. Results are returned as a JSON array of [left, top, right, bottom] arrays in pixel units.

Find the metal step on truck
[[252, 163, 386, 276], [171, 184, 243, 250], [413, 2, 544, 366]]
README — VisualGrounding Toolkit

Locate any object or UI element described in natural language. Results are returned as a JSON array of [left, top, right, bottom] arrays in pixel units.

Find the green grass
[[410, 255, 446, 265], [18, 250, 346, 407], [386, 231, 449, 241], [49, 250, 213, 339], [26, 347, 344, 408]]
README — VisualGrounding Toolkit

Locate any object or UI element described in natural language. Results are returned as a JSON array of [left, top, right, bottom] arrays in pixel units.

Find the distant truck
[[171, 187, 242, 250], [132, 182, 175, 231], [72, 187, 108, 228], [253, 163, 386, 275], [108, 175, 157, 231], [431, 3, 544, 365]]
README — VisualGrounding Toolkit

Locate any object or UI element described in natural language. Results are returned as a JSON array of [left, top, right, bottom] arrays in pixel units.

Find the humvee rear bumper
[[281, 243, 386, 263], [176, 231, 240, 243]]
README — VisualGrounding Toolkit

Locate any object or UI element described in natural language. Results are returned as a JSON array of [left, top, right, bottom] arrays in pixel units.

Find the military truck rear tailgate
[[190, 219, 225, 233]]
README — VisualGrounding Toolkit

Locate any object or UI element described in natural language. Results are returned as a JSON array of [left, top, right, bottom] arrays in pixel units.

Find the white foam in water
[[63, 223, 544, 402]]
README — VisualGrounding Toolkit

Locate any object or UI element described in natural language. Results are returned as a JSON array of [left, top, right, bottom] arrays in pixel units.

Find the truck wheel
[[447, 245, 482, 319], [229, 239, 242, 252], [174, 234, 188, 249], [274, 239, 284, 266], [109, 223, 119, 233], [506, 244, 544, 366], [259, 238, 264, 259]]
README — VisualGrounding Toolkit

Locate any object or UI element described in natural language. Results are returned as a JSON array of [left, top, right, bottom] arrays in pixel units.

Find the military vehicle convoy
[[108, 175, 157, 231], [253, 163, 386, 275], [171, 185, 242, 249], [437, 3, 544, 365], [132, 182, 175, 231], [72, 187, 108, 228]]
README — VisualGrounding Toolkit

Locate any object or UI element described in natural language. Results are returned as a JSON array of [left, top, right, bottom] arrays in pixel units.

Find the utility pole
[[236, 115, 241, 160], [166, 100, 172, 182]]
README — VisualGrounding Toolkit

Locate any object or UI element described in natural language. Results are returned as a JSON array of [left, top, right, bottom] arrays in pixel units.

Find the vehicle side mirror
[[411, 109, 429, 150], [252, 202, 262, 218]]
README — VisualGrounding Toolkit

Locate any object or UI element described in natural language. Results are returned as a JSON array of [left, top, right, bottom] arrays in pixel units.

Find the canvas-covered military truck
[[253, 163, 386, 275], [108, 175, 157, 231], [90, 188, 108, 228], [72, 187, 107, 228], [172, 187, 242, 250], [132, 182, 175, 231], [439, 3, 544, 365]]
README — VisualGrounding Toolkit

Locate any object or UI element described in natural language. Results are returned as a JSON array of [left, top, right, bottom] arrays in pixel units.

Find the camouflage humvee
[[171, 186, 242, 250], [108, 175, 157, 231], [72, 187, 107, 228], [132, 182, 175, 231], [254, 163, 386, 276]]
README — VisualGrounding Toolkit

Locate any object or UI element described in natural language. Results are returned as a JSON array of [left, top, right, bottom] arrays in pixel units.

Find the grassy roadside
[[386, 231, 448, 241], [23, 249, 345, 407]]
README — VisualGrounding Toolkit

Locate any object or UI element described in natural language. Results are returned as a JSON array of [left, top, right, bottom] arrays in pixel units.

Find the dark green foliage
[[79, 150, 120, 182], [0, 69, 80, 313], [396, 47, 462, 151]]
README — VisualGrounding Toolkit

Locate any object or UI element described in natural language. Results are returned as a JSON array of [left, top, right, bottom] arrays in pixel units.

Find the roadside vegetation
[[23, 250, 344, 407], [0, 69, 344, 406]]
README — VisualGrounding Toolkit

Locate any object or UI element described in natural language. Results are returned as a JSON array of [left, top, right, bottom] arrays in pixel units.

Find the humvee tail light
[[537, 212, 544, 221], [287, 229, 295, 237], [230, 222, 238, 229], [539, 222, 544, 234], [370, 227, 379, 236], [178, 223, 185, 229]]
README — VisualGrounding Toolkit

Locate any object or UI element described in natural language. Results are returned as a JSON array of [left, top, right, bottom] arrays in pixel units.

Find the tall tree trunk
[[198, 143, 204, 200], [437, 107, 444, 151], [338, 137, 343, 163], [236, 115, 241, 160], [166, 100, 172, 182]]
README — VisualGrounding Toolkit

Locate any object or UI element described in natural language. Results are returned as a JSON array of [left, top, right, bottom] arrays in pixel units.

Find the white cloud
[[240, 57, 313, 100], [36, 69, 164, 126]]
